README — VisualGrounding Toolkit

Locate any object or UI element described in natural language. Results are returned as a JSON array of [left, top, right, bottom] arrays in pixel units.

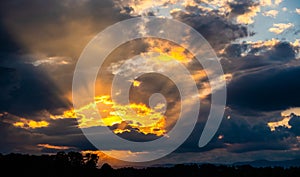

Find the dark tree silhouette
[[84, 153, 99, 169], [0, 152, 299, 177]]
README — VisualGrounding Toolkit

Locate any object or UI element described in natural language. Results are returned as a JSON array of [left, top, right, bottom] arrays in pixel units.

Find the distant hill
[[149, 159, 300, 169], [233, 159, 300, 168]]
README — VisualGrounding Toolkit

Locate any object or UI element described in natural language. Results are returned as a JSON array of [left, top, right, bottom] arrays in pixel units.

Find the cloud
[[0, 61, 71, 116], [29, 56, 72, 67], [52, 94, 168, 136], [0, 0, 131, 58], [263, 10, 279, 18], [227, 65, 300, 111], [282, 7, 288, 11], [234, 3, 261, 24], [260, 0, 283, 6], [281, 107, 300, 117], [0, 1, 133, 115], [0, 67, 19, 103], [269, 23, 294, 34], [220, 40, 297, 74], [114, 0, 263, 25], [173, 106, 298, 154], [227, 38, 299, 60], [172, 10, 248, 51], [13, 118, 49, 129], [37, 144, 72, 150], [268, 117, 292, 131], [110, 122, 162, 142], [0, 112, 95, 154], [296, 8, 300, 15], [0, 22, 21, 54], [274, 0, 283, 6], [289, 115, 300, 135], [114, 0, 184, 17]]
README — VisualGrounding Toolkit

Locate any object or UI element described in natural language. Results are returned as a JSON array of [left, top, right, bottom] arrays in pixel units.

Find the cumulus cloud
[[296, 8, 300, 15], [263, 9, 279, 18], [260, 0, 283, 6], [233, 3, 261, 24], [269, 23, 294, 34], [282, 7, 288, 11]]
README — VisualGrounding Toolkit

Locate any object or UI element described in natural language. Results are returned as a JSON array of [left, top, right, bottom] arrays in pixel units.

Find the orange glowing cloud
[[98, 98, 167, 136], [51, 95, 167, 136], [236, 5, 260, 24], [13, 118, 49, 129], [268, 117, 292, 131], [38, 144, 71, 150], [50, 109, 77, 120], [146, 39, 194, 63]]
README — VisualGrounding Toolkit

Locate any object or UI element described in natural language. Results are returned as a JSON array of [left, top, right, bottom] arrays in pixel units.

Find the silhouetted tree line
[[0, 152, 300, 177]]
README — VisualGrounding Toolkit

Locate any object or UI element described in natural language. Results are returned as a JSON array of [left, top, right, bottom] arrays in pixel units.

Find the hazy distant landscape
[[1, 152, 300, 177]]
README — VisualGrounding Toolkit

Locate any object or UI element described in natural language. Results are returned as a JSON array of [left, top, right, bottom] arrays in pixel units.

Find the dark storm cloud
[[0, 118, 35, 154], [35, 119, 81, 136], [227, 65, 300, 111], [176, 113, 296, 153], [222, 41, 298, 60], [0, 67, 19, 104], [229, 0, 258, 15], [0, 23, 21, 54], [0, 0, 132, 117], [172, 11, 248, 51], [221, 41, 297, 72], [0, 0, 131, 57], [221, 40, 299, 113], [0, 61, 71, 117], [175, 122, 225, 153], [219, 116, 297, 153], [289, 114, 300, 136], [204, 37, 300, 153], [270, 42, 296, 61], [0, 113, 96, 154]]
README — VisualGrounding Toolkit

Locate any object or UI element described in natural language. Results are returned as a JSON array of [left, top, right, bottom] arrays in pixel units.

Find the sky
[[0, 0, 300, 167]]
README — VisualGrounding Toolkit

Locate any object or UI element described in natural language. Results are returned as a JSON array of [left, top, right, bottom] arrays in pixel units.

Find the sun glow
[[50, 95, 166, 136]]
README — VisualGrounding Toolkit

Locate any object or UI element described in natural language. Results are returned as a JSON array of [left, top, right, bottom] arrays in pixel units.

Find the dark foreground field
[[1, 152, 299, 177]]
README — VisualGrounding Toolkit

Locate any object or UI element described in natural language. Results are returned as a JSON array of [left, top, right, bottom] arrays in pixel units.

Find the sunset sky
[[1, 0, 300, 167]]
